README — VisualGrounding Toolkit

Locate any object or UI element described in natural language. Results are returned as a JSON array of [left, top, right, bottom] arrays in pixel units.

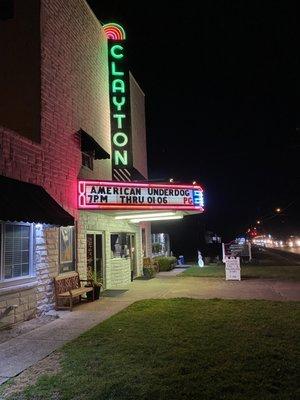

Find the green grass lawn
[[6, 299, 300, 400], [181, 264, 300, 280]]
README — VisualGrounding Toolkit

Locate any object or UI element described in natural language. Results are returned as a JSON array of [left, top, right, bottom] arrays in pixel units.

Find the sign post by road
[[225, 257, 241, 281], [222, 241, 252, 261]]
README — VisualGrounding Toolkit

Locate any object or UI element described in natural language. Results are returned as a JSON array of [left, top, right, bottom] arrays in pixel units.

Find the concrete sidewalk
[[1, 273, 299, 384]]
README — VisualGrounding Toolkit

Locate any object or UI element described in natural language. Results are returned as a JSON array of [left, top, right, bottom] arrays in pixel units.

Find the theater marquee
[[78, 181, 204, 211]]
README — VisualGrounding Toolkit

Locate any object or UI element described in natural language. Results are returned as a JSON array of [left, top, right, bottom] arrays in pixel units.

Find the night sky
[[87, 1, 298, 252]]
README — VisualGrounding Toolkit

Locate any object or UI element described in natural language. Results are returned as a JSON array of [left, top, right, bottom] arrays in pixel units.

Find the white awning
[[93, 209, 201, 223]]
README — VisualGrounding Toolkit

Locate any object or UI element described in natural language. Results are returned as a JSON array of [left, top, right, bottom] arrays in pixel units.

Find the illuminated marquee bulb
[[103, 23, 126, 41]]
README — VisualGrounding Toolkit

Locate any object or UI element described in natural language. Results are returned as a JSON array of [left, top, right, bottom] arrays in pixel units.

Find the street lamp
[[276, 208, 281, 213], [256, 220, 261, 224]]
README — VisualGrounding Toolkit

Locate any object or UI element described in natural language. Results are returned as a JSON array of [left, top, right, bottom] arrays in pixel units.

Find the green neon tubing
[[110, 44, 124, 59], [114, 150, 128, 165], [112, 79, 125, 93], [112, 96, 125, 111], [111, 61, 124, 76], [113, 132, 128, 147], [113, 114, 126, 129]]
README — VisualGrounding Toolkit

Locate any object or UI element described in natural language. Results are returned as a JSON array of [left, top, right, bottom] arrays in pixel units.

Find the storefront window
[[59, 226, 75, 273], [0, 222, 32, 281], [110, 233, 131, 259]]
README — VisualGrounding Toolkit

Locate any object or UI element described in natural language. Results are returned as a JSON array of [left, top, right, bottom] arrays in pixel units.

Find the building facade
[[0, 0, 150, 326]]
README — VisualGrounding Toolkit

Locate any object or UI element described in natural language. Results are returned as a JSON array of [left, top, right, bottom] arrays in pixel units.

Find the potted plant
[[152, 242, 162, 255], [92, 279, 102, 300], [85, 266, 103, 300]]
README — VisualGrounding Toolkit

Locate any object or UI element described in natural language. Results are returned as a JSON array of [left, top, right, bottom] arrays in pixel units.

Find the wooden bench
[[54, 272, 94, 311]]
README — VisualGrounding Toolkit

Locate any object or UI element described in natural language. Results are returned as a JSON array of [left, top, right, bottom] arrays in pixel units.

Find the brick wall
[[0, 0, 111, 215], [0, 0, 150, 323], [40, 0, 112, 208], [0, 0, 112, 322], [130, 73, 148, 179], [0, 0, 41, 142]]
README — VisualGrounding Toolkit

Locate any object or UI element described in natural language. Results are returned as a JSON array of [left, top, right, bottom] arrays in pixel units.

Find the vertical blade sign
[[103, 23, 132, 181]]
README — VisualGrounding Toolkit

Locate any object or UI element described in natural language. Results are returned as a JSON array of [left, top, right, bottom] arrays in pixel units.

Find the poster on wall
[[78, 181, 204, 211], [59, 226, 74, 272]]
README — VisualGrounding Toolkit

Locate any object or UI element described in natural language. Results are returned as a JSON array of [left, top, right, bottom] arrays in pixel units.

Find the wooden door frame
[[86, 231, 105, 287]]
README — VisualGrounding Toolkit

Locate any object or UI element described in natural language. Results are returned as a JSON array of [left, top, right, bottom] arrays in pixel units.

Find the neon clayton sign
[[78, 181, 204, 211], [103, 23, 132, 181]]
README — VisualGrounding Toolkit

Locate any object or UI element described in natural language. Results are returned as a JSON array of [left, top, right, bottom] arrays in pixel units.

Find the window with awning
[[0, 222, 33, 282], [0, 175, 74, 226], [79, 129, 110, 160]]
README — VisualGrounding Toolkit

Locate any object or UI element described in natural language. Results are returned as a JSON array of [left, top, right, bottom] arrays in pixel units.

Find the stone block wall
[[140, 221, 152, 257], [78, 211, 143, 289], [0, 286, 37, 327], [108, 259, 131, 288], [0, 223, 61, 327], [35, 225, 60, 314]]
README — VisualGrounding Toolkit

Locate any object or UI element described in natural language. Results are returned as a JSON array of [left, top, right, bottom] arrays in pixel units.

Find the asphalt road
[[279, 246, 300, 255], [254, 245, 300, 265]]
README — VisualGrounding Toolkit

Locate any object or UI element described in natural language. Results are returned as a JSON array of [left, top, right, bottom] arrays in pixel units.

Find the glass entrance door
[[86, 233, 104, 285]]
